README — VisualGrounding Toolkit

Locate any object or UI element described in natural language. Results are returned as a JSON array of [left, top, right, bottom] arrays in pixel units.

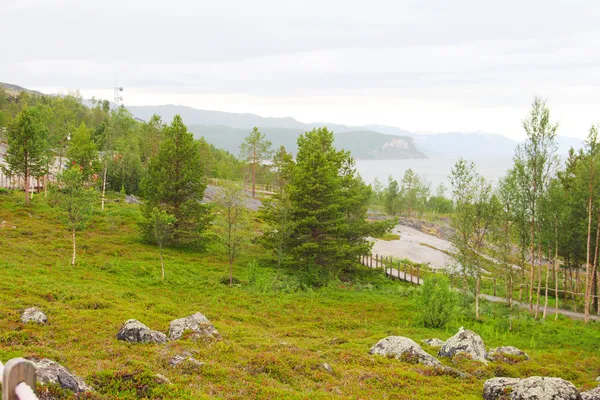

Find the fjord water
[[355, 156, 516, 190]]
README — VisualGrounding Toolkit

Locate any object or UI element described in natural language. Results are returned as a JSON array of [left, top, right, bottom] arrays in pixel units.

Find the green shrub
[[416, 276, 457, 328], [0, 187, 9, 195]]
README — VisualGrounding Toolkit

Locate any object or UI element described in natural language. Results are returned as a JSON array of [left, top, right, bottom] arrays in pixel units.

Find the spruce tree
[[141, 115, 210, 247], [286, 127, 372, 286], [2, 106, 49, 205]]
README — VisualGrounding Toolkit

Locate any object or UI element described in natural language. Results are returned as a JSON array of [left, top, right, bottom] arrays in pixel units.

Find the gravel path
[[370, 224, 456, 270]]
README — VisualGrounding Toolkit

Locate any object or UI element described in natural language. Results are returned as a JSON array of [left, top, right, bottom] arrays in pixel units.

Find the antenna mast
[[113, 79, 124, 109]]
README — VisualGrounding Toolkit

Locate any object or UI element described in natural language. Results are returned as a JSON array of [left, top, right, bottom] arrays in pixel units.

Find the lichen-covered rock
[[21, 307, 47, 324], [369, 336, 441, 367], [581, 387, 600, 400], [116, 319, 167, 344], [438, 327, 487, 363], [154, 373, 171, 385], [168, 312, 220, 340], [169, 352, 204, 369], [483, 377, 582, 400], [322, 363, 333, 374], [486, 346, 530, 363], [422, 338, 445, 348], [31, 359, 92, 393]]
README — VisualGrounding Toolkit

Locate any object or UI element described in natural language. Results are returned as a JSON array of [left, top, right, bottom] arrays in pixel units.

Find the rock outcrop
[[581, 387, 600, 400], [31, 359, 92, 393], [168, 312, 220, 340], [116, 319, 167, 344], [486, 346, 530, 363], [369, 336, 441, 367], [21, 307, 47, 324], [483, 377, 582, 400], [422, 338, 445, 348], [438, 327, 487, 363]]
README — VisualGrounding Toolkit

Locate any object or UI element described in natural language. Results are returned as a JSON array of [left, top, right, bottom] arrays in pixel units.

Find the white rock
[[31, 359, 92, 393], [483, 377, 582, 400], [21, 307, 47, 324], [116, 319, 167, 344], [486, 346, 530, 363], [168, 312, 220, 340], [369, 336, 441, 367], [438, 327, 487, 363]]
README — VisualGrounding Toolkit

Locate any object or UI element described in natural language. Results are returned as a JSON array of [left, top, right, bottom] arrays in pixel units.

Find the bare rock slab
[[369, 336, 441, 367], [486, 346, 530, 363], [31, 358, 92, 393], [438, 327, 487, 363], [168, 312, 220, 340], [21, 307, 47, 324], [116, 319, 167, 344], [483, 377, 582, 400]]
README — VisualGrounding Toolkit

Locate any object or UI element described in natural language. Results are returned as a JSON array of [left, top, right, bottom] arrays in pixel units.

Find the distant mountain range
[[128, 105, 584, 159], [127, 105, 426, 159]]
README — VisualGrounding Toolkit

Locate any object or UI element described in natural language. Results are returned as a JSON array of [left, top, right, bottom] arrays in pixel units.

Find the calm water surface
[[355, 156, 516, 190]]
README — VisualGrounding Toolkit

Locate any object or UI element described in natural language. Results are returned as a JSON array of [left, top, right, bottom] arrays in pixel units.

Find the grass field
[[1, 192, 599, 399]]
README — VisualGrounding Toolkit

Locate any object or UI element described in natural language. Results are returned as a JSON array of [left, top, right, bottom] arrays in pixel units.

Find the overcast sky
[[2, 0, 599, 139]]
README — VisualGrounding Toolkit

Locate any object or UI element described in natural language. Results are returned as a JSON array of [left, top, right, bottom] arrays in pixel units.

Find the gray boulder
[[369, 336, 441, 367], [169, 352, 204, 369], [168, 312, 220, 340], [438, 327, 487, 363], [31, 359, 92, 393], [483, 377, 582, 400], [486, 346, 530, 363], [21, 307, 47, 324], [116, 319, 167, 344], [582, 387, 600, 400], [422, 338, 445, 348]]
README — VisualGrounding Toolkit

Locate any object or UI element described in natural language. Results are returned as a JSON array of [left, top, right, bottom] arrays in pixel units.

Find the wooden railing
[[1, 358, 39, 400]]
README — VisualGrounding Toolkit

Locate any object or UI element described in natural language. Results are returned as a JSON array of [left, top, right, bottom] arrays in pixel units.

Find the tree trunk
[[475, 276, 480, 320], [543, 263, 550, 319], [529, 215, 535, 312], [24, 171, 30, 205], [71, 226, 76, 266], [251, 145, 256, 198], [160, 247, 165, 282], [229, 259, 233, 285], [535, 243, 542, 319], [555, 214, 559, 321], [101, 162, 107, 211]]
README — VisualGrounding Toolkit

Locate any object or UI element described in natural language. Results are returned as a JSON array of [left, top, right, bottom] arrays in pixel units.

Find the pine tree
[[141, 115, 211, 247], [2, 106, 49, 205], [240, 127, 272, 198], [286, 127, 372, 286]]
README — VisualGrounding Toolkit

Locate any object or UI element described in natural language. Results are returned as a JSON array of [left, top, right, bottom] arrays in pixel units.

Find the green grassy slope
[[0, 192, 599, 399]]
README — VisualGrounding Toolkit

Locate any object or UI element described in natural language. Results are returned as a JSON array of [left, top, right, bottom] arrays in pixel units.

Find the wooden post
[[404, 263, 407, 281], [493, 278, 497, 297], [417, 266, 420, 285], [2, 358, 37, 400], [375, 254, 379, 269], [370, 254, 373, 268]]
